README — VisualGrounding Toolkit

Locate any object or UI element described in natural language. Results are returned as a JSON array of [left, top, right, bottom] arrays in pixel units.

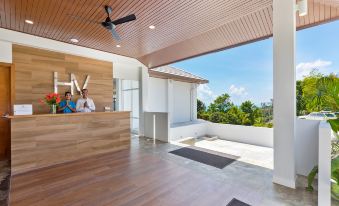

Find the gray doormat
[[169, 147, 235, 169], [226, 198, 251, 206]]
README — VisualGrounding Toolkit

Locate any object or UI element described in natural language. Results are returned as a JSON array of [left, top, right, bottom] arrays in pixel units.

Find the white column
[[139, 66, 149, 136], [167, 79, 173, 124], [273, 0, 297, 188], [191, 83, 198, 121], [318, 121, 332, 206], [115, 78, 122, 111]]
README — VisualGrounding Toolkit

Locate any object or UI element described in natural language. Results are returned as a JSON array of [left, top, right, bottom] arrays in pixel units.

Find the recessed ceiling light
[[70, 38, 79, 43], [25, 20, 34, 24], [149, 25, 155, 29], [116, 45, 121, 48]]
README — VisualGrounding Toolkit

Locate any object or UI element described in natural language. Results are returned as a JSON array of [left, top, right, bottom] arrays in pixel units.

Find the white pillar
[[167, 79, 173, 124], [318, 121, 332, 206], [191, 83, 198, 121], [115, 78, 121, 111], [273, 0, 297, 188], [139, 66, 149, 136]]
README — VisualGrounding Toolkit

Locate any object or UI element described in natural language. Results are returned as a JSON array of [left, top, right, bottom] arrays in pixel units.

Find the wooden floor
[[9, 149, 235, 206]]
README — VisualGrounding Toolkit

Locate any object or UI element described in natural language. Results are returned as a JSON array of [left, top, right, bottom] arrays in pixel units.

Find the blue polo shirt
[[59, 100, 76, 113]]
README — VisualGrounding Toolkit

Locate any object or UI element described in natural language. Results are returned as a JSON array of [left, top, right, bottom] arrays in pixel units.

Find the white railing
[[170, 121, 273, 147], [295, 119, 320, 176], [207, 123, 273, 148]]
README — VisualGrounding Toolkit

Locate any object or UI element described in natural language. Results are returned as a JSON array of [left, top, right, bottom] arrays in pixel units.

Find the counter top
[[6, 111, 131, 119]]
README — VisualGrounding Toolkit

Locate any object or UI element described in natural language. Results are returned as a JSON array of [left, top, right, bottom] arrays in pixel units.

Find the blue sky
[[172, 20, 339, 106]]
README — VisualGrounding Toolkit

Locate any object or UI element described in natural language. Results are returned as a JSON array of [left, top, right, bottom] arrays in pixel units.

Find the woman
[[58, 92, 76, 113]]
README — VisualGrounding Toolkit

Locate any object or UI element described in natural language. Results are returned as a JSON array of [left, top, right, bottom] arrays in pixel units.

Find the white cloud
[[229, 84, 248, 96], [197, 84, 216, 105], [296, 59, 332, 80], [228, 84, 249, 105]]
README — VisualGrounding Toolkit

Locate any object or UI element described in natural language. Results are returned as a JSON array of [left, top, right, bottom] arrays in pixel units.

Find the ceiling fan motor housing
[[102, 18, 115, 30]]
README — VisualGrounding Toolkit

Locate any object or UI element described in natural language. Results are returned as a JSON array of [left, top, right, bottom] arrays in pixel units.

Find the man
[[76, 89, 95, 112]]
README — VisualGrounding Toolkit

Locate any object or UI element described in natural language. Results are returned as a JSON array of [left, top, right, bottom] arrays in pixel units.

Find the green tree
[[296, 80, 306, 116], [319, 74, 339, 111], [207, 93, 233, 113], [260, 100, 273, 124], [197, 99, 206, 114], [209, 112, 226, 123], [302, 70, 322, 112], [197, 99, 209, 120], [240, 100, 260, 125], [302, 70, 338, 112], [224, 106, 243, 125]]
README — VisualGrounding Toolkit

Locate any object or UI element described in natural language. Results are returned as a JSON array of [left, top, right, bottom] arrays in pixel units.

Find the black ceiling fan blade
[[110, 27, 121, 41], [105, 5, 112, 15], [112, 14, 136, 25]]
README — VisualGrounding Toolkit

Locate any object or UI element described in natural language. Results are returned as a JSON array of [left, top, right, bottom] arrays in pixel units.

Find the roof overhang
[[149, 66, 209, 84]]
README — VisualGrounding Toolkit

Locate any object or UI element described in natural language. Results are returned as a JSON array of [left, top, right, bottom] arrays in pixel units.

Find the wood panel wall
[[13, 45, 113, 114], [10, 112, 130, 175]]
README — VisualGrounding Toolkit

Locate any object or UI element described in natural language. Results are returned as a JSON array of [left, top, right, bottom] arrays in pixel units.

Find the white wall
[[170, 121, 208, 142], [146, 77, 195, 124], [295, 119, 320, 176], [172, 81, 192, 123], [114, 62, 141, 81], [144, 112, 169, 142], [207, 123, 273, 148], [147, 77, 168, 112], [0, 41, 12, 63]]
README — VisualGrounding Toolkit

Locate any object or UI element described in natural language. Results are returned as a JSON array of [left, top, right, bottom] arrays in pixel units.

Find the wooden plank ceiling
[[0, 0, 338, 68]]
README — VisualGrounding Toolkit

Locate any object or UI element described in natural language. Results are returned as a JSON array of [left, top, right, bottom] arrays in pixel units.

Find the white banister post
[[272, 0, 297, 188], [318, 121, 332, 206], [139, 66, 149, 136], [191, 83, 198, 121], [167, 79, 173, 139]]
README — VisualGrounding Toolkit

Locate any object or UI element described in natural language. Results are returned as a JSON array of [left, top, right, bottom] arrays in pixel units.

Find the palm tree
[[302, 72, 338, 112]]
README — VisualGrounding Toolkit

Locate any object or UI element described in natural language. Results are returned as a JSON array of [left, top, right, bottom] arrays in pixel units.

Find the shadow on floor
[[0, 160, 10, 206]]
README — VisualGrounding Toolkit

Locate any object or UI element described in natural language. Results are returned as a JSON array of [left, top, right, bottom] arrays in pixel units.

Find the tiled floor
[[9, 135, 336, 205], [134, 136, 323, 206]]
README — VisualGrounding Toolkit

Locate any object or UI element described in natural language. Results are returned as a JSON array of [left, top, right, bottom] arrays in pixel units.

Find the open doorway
[[120, 79, 140, 134], [0, 64, 12, 159]]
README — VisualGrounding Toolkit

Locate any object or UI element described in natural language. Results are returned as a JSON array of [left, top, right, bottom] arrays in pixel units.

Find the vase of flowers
[[39, 93, 61, 114]]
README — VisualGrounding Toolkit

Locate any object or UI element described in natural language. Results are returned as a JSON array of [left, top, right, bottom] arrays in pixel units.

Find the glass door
[[121, 80, 139, 134]]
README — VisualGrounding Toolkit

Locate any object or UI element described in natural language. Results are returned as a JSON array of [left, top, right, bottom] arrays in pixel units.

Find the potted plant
[[39, 93, 61, 114]]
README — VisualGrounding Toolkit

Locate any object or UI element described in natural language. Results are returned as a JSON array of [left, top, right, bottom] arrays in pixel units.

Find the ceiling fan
[[69, 5, 136, 41]]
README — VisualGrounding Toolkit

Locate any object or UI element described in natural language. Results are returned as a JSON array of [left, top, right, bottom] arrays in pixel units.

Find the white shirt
[[76, 97, 95, 112]]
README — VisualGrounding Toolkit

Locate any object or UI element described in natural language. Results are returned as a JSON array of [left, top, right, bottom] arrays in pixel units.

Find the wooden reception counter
[[8, 111, 131, 175]]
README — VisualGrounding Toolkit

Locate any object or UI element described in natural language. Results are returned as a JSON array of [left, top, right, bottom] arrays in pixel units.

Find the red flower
[[40, 93, 61, 107]]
